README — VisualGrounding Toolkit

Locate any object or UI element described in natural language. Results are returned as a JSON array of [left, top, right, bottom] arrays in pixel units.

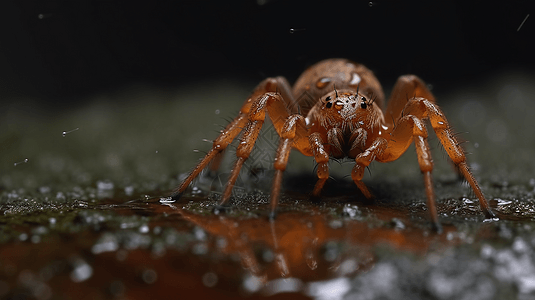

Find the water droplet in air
[[38, 14, 52, 19], [316, 77, 331, 89], [62, 127, 79, 137], [289, 28, 305, 34], [14, 158, 29, 166], [215, 109, 220, 115]]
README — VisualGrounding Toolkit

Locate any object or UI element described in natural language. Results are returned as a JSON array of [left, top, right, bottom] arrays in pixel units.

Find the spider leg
[[382, 97, 494, 221], [384, 75, 435, 128], [220, 91, 312, 207], [207, 150, 225, 175], [269, 114, 308, 218], [377, 114, 441, 230], [351, 138, 388, 199], [172, 113, 248, 199], [309, 132, 330, 198], [172, 77, 294, 200]]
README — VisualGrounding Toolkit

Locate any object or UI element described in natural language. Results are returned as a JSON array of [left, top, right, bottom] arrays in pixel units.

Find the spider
[[172, 58, 495, 230]]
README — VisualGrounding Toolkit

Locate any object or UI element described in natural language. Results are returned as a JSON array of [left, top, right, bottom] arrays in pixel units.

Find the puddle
[[3, 189, 534, 300]]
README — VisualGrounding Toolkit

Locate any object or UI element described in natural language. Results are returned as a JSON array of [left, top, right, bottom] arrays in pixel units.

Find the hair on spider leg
[[220, 116, 234, 124], [193, 149, 209, 155], [455, 140, 470, 148], [341, 174, 352, 180], [311, 160, 321, 175], [330, 156, 343, 166], [366, 165, 373, 177], [213, 123, 229, 130]]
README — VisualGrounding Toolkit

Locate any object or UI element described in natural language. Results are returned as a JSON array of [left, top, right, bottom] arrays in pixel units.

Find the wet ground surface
[[2, 71, 535, 299]]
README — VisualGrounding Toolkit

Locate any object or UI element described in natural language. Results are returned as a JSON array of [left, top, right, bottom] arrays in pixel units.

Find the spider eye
[[326, 96, 332, 101], [360, 102, 367, 109], [326, 102, 333, 108]]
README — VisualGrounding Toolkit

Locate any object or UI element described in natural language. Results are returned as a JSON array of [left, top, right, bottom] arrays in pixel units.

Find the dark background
[[1, 0, 534, 104]]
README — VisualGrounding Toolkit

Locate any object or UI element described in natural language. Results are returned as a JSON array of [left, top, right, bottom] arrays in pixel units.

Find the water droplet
[[329, 219, 343, 229], [202, 272, 218, 287], [391, 218, 405, 230], [159, 197, 175, 203], [38, 13, 52, 19], [14, 158, 29, 166], [192, 243, 208, 255], [19, 233, 28, 241], [71, 257, 93, 279], [368, 1, 374, 7], [316, 77, 331, 89], [97, 180, 114, 191], [92, 233, 119, 254], [517, 14, 530, 32], [142, 269, 157, 284], [62, 127, 79, 137], [124, 186, 134, 196], [193, 227, 207, 241], [139, 224, 150, 234], [215, 109, 220, 115], [495, 198, 512, 206], [289, 28, 305, 34]]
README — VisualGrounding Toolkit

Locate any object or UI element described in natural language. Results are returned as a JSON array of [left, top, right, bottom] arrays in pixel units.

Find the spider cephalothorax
[[307, 88, 384, 159], [172, 58, 494, 231]]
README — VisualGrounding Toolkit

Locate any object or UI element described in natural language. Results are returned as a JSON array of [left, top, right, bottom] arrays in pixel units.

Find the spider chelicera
[[172, 58, 495, 230]]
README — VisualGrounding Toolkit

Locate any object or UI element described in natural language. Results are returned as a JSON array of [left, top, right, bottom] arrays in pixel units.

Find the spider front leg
[[269, 114, 309, 218], [172, 77, 294, 200], [309, 132, 330, 198], [218, 91, 297, 207], [351, 138, 388, 199]]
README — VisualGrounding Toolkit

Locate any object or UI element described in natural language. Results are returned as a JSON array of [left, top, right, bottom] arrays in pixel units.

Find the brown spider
[[172, 58, 495, 230]]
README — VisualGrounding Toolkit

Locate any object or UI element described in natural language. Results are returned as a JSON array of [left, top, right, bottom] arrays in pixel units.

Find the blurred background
[[1, 0, 534, 102]]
